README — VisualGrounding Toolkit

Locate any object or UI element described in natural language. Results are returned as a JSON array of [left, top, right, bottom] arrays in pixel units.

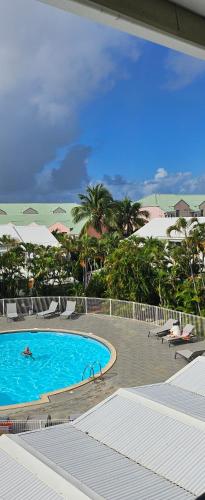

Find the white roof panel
[[129, 383, 205, 422], [15, 225, 59, 247], [133, 217, 205, 240], [0, 224, 21, 241], [74, 389, 205, 496], [167, 356, 205, 396], [0, 447, 61, 500], [16, 424, 193, 500]]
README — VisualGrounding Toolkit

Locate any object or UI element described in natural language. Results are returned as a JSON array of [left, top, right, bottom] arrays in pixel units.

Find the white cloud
[[164, 52, 205, 90], [154, 168, 168, 180]]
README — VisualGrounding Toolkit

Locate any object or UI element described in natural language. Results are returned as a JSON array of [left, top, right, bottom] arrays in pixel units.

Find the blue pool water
[[0, 331, 111, 406]]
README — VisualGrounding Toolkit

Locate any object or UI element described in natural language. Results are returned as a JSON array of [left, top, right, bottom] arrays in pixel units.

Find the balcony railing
[[0, 296, 204, 336], [0, 418, 70, 435]]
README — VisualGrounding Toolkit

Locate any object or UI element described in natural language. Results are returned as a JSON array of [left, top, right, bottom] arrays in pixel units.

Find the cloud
[[0, 0, 141, 201], [103, 168, 205, 200], [164, 52, 205, 90], [154, 168, 167, 180]]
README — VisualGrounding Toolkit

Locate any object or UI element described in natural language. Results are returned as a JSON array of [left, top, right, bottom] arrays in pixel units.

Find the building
[[1, 357, 205, 498], [138, 195, 205, 218], [133, 217, 205, 241], [0, 223, 59, 248], [0, 204, 84, 235]]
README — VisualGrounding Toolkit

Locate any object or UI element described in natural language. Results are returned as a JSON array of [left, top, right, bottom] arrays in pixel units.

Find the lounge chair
[[6, 303, 19, 321], [175, 341, 205, 362], [162, 324, 195, 346], [36, 300, 59, 318], [148, 318, 178, 338], [60, 300, 76, 319]]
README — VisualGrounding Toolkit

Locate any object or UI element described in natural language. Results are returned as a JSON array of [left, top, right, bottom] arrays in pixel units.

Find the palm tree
[[166, 217, 198, 239], [72, 184, 114, 235], [167, 217, 201, 314], [79, 235, 98, 287], [0, 235, 19, 252], [113, 198, 149, 237]]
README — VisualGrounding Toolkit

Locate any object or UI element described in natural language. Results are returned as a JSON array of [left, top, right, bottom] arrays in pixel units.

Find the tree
[[167, 217, 201, 314], [105, 239, 158, 303], [78, 235, 99, 287], [113, 198, 149, 237], [72, 184, 114, 235], [166, 217, 198, 239]]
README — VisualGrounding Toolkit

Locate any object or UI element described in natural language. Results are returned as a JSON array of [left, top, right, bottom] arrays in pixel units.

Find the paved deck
[[0, 314, 186, 419]]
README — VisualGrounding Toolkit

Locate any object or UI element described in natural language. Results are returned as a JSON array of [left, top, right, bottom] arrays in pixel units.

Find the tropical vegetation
[[0, 185, 205, 317]]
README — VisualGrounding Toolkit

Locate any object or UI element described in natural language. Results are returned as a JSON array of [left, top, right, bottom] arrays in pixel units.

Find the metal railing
[[0, 419, 69, 435], [0, 296, 204, 336]]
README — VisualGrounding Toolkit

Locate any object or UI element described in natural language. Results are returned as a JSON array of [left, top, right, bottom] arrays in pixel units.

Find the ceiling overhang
[[38, 0, 205, 59]]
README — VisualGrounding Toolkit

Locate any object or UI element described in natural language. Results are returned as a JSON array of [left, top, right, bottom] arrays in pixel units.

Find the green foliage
[[86, 270, 107, 297], [112, 198, 149, 237], [105, 239, 158, 303], [0, 188, 205, 318], [72, 183, 114, 235]]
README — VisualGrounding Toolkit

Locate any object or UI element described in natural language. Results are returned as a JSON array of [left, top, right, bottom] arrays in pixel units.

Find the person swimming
[[22, 346, 33, 357]]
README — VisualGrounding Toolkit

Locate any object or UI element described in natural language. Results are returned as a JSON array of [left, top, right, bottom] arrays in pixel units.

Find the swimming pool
[[0, 330, 112, 406]]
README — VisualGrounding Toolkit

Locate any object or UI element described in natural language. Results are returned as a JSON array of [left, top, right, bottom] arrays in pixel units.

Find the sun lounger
[[60, 300, 76, 319], [148, 318, 178, 338], [36, 300, 59, 318], [175, 341, 205, 361], [6, 303, 19, 321], [162, 324, 195, 346]]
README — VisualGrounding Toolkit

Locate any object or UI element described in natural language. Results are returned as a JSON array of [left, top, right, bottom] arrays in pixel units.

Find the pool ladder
[[82, 360, 103, 382]]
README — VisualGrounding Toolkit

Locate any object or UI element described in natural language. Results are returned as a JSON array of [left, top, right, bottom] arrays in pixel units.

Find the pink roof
[[140, 206, 165, 219], [49, 222, 70, 234]]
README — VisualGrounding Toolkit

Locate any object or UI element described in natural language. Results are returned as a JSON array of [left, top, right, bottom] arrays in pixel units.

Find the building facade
[[138, 194, 205, 218]]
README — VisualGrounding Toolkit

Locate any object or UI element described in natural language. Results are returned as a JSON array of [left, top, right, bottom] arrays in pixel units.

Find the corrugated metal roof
[[17, 424, 193, 500], [0, 447, 61, 500], [167, 356, 205, 396], [73, 390, 205, 496], [128, 383, 205, 422], [132, 217, 205, 240], [138, 194, 205, 211]]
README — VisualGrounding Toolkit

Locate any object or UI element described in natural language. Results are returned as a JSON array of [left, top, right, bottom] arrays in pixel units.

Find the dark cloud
[[51, 145, 91, 191], [103, 174, 126, 186], [0, 0, 140, 201]]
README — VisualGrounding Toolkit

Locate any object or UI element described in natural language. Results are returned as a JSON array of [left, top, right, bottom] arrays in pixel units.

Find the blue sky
[[1, 0, 205, 202]]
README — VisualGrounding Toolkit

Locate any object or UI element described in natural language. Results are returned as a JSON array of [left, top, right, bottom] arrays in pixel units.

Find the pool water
[[0, 331, 111, 406]]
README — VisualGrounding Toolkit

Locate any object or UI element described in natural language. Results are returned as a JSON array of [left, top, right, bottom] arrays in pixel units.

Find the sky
[[1, 0, 205, 202]]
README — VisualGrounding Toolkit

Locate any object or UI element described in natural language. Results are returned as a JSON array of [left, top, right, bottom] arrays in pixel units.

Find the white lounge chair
[[36, 300, 59, 318], [6, 303, 19, 321], [148, 318, 178, 338], [60, 300, 76, 319]]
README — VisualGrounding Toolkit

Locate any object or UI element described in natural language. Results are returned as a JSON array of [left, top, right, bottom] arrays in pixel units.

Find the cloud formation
[[164, 52, 205, 90], [103, 168, 205, 200], [0, 0, 140, 201]]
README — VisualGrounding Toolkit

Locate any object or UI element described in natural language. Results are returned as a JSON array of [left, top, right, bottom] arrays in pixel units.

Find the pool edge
[[0, 328, 117, 411]]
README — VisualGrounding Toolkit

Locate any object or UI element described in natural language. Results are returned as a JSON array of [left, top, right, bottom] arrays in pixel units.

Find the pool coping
[[0, 328, 117, 411]]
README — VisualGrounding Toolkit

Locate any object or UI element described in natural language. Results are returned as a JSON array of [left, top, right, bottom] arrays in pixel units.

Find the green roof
[[138, 194, 205, 211], [0, 203, 84, 234]]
